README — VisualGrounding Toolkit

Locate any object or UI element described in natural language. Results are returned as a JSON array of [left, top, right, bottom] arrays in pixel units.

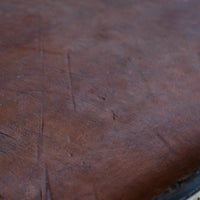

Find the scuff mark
[[111, 110, 118, 120], [0, 131, 13, 139], [67, 52, 76, 112], [44, 164, 53, 200]]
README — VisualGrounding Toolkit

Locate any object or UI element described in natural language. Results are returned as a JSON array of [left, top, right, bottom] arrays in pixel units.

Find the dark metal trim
[[152, 168, 200, 200]]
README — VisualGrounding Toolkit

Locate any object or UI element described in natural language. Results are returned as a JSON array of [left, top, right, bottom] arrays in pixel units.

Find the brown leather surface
[[1, 0, 200, 199]]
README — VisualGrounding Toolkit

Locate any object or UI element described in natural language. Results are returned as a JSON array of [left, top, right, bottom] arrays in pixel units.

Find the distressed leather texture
[[0, 0, 200, 199]]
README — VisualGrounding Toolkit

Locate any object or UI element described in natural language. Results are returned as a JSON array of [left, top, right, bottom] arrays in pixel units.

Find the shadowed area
[[0, 0, 200, 199]]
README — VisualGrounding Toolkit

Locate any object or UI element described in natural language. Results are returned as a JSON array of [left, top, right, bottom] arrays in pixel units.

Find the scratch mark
[[97, 96, 106, 101], [155, 132, 174, 153], [4, 46, 64, 56], [37, 188, 42, 200], [93, 185, 98, 200], [37, 94, 44, 161], [0, 150, 6, 154], [67, 52, 76, 112], [111, 110, 118, 120], [41, 103, 44, 136], [38, 14, 45, 137], [37, 14, 45, 161], [44, 164, 53, 200], [37, 135, 42, 161], [0, 131, 13, 139]]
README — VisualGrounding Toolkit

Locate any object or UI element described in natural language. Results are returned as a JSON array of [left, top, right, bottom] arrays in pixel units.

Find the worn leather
[[1, 0, 200, 199]]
